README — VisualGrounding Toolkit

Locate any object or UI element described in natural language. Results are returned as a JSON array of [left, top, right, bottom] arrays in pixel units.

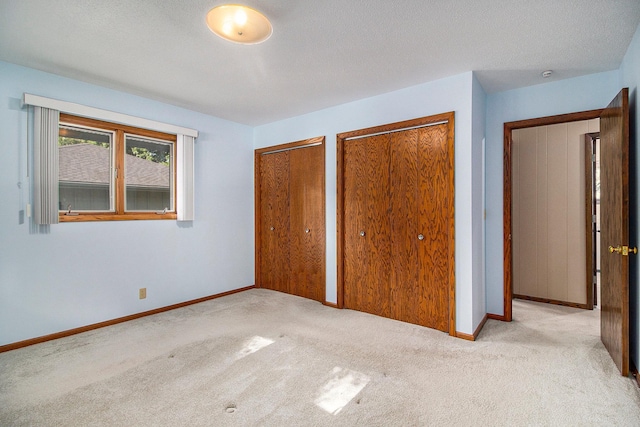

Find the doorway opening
[[503, 89, 630, 377], [510, 120, 600, 309], [503, 109, 603, 321]]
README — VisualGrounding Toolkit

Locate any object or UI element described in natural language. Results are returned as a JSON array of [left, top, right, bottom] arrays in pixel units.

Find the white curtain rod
[[23, 93, 198, 138]]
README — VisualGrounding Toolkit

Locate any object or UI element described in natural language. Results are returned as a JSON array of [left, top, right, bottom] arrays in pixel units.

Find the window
[[58, 114, 177, 221]]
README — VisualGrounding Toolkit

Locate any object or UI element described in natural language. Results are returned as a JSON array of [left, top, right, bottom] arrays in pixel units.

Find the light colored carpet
[[1, 289, 639, 426]]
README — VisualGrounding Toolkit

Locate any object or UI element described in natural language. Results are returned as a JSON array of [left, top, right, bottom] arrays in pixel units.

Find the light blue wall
[[620, 21, 640, 370], [0, 61, 255, 346], [5, 21, 638, 347], [254, 72, 484, 335], [484, 70, 620, 316], [472, 74, 487, 329]]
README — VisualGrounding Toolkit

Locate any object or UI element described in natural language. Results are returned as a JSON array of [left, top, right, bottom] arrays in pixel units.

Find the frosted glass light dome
[[206, 4, 272, 44]]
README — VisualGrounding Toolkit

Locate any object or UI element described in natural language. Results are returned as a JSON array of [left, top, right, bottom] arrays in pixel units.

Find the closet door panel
[[259, 152, 277, 290], [344, 134, 392, 317], [389, 129, 420, 324], [259, 151, 291, 293], [365, 134, 393, 318], [289, 145, 325, 301], [418, 124, 450, 332], [344, 137, 369, 309]]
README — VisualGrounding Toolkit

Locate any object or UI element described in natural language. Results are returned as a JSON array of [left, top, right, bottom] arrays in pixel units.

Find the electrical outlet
[[139, 288, 147, 299]]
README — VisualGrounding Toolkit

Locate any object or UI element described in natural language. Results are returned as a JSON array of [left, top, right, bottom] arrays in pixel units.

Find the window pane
[[58, 125, 113, 211], [125, 135, 173, 211]]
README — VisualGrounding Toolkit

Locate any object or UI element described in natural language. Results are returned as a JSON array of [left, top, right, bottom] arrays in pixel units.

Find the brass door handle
[[608, 245, 638, 256]]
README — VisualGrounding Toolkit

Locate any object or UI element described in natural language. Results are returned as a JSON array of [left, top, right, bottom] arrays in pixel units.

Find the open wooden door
[[599, 88, 631, 376]]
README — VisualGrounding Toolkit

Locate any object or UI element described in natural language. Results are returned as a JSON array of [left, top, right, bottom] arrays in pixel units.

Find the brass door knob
[[609, 245, 638, 256]]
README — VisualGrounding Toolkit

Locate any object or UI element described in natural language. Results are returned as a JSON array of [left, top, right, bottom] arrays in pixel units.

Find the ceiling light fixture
[[206, 4, 272, 45]]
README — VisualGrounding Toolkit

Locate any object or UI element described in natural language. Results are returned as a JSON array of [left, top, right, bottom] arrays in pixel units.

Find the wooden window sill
[[59, 213, 177, 222]]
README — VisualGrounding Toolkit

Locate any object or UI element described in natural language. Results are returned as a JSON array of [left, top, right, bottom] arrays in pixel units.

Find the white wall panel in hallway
[[512, 119, 599, 307]]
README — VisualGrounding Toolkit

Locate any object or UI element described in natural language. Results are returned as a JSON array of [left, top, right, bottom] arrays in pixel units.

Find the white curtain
[[177, 135, 195, 221], [33, 106, 60, 225]]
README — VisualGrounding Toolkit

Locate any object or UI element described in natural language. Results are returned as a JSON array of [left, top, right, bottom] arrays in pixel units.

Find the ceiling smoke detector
[[542, 70, 553, 78]]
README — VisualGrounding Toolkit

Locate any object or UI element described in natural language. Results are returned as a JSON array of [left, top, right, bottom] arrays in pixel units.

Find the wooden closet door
[[339, 112, 455, 334], [417, 124, 451, 332], [259, 151, 291, 293], [289, 145, 325, 302], [344, 134, 392, 317], [344, 125, 450, 331]]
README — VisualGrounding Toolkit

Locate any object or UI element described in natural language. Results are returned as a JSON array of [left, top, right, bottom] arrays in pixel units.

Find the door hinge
[[593, 214, 597, 223], [592, 153, 597, 162]]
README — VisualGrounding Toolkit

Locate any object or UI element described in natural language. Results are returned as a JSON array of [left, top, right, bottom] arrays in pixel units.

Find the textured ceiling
[[1, 0, 639, 126]]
